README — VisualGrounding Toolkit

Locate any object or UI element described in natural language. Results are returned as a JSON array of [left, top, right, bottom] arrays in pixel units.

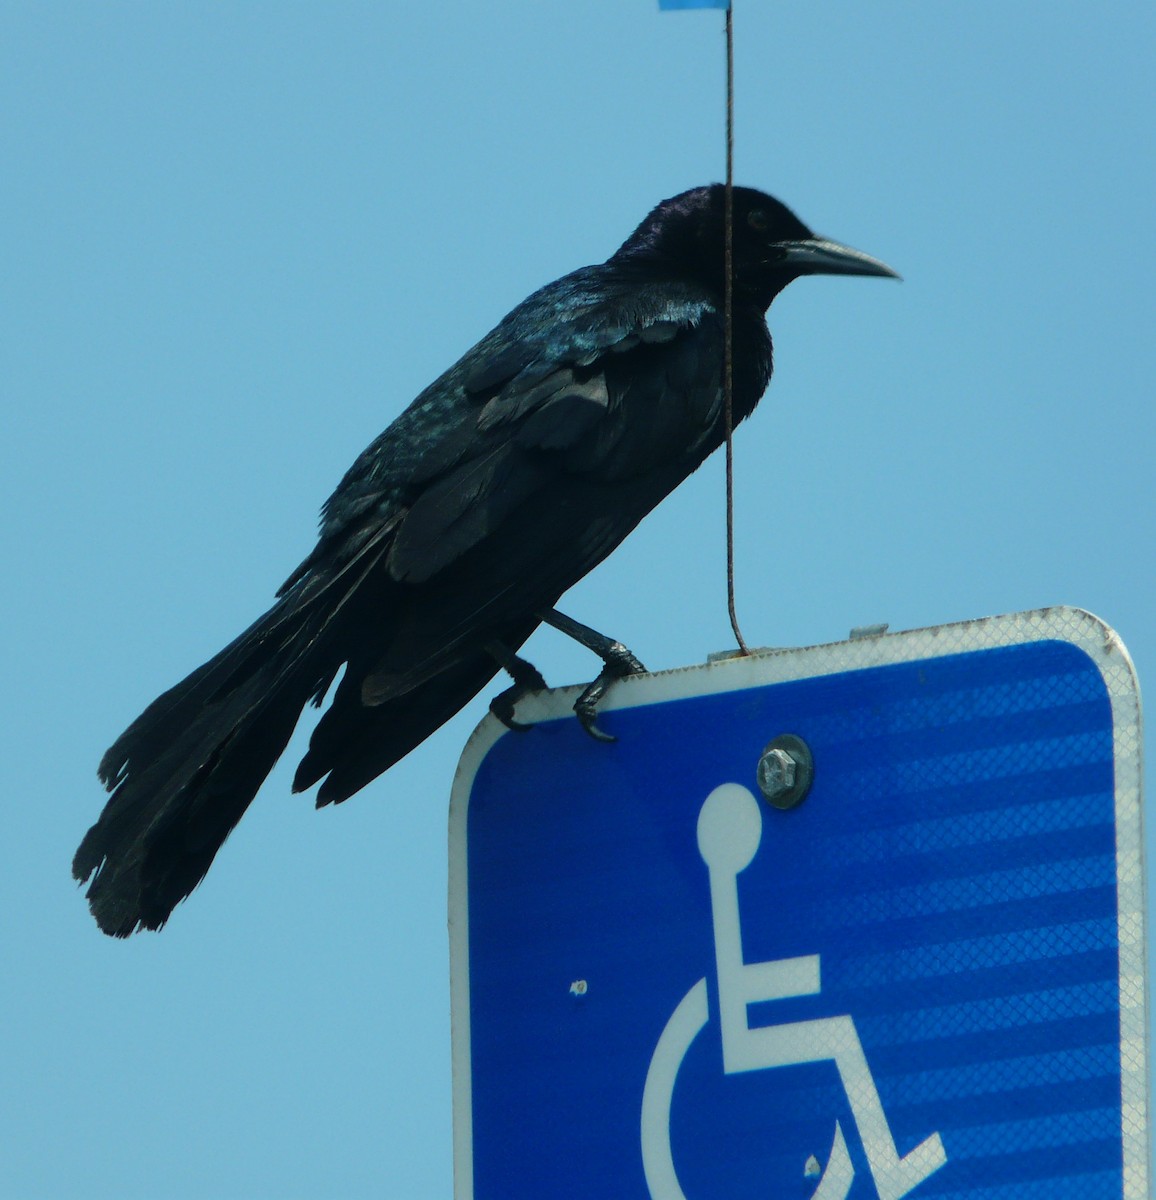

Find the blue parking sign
[[449, 608, 1146, 1199]]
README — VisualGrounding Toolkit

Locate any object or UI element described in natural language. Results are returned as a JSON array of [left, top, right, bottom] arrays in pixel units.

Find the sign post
[[450, 607, 1146, 1199]]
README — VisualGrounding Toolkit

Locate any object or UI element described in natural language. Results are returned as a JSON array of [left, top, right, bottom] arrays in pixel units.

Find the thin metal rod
[[723, 3, 750, 655]]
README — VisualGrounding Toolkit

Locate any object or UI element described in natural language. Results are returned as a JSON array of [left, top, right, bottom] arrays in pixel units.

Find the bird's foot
[[572, 641, 646, 742], [538, 609, 647, 743], [487, 641, 548, 732]]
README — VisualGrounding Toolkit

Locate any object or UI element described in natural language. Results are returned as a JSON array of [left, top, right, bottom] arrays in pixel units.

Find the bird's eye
[[747, 210, 769, 232]]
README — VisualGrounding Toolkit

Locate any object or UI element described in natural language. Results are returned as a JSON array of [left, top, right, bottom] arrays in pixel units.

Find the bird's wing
[[277, 272, 702, 591], [319, 272, 715, 590], [364, 300, 730, 700], [293, 273, 733, 803]]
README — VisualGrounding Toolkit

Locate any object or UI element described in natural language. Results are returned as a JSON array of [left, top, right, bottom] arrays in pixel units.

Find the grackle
[[73, 184, 896, 934]]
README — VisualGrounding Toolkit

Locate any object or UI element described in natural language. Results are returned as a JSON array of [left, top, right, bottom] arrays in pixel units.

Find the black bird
[[73, 184, 896, 935]]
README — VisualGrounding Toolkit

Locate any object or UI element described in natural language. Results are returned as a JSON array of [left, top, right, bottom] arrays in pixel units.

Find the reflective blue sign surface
[[449, 609, 1146, 1200]]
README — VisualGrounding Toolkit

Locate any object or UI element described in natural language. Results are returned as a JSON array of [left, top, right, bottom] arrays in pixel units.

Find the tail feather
[[75, 531, 406, 935], [73, 604, 326, 935], [96, 597, 309, 791], [74, 512, 548, 933], [293, 636, 530, 806]]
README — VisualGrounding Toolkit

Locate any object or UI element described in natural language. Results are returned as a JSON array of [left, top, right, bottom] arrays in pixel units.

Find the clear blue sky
[[3, 3, 1153, 1196]]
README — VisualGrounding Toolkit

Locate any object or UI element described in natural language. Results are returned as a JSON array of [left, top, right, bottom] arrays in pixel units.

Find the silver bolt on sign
[[756, 734, 814, 810]]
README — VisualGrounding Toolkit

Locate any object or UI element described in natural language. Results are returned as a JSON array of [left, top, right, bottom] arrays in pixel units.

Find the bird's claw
[[575, 685, 617, 742], [573, 642, 647, 743], [487, 642, 548, 732], [490, 687, 536, 732], [604, 642, 646, 678]]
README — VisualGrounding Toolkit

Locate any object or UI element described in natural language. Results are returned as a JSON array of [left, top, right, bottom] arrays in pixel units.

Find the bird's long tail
[[72, 582, 349, 936], [73, 527, 541, 935]]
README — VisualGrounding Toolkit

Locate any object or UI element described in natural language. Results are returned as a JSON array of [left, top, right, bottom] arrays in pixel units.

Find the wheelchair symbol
[[640, 784, 947, 1200]]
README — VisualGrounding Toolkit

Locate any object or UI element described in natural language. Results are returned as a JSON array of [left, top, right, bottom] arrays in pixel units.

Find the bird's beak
[[775, 237, 900, 280]]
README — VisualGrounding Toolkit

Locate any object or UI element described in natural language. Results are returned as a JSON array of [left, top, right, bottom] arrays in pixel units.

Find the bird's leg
[[539, 608, 647, 743], [486, 640, 548, 732]]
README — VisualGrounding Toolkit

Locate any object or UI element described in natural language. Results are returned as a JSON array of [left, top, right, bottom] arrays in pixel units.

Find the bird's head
[[613, 184, 898, 310]]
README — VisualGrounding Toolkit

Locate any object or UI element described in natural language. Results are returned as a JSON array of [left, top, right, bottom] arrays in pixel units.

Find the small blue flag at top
[[659, 0, 729, 9]]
